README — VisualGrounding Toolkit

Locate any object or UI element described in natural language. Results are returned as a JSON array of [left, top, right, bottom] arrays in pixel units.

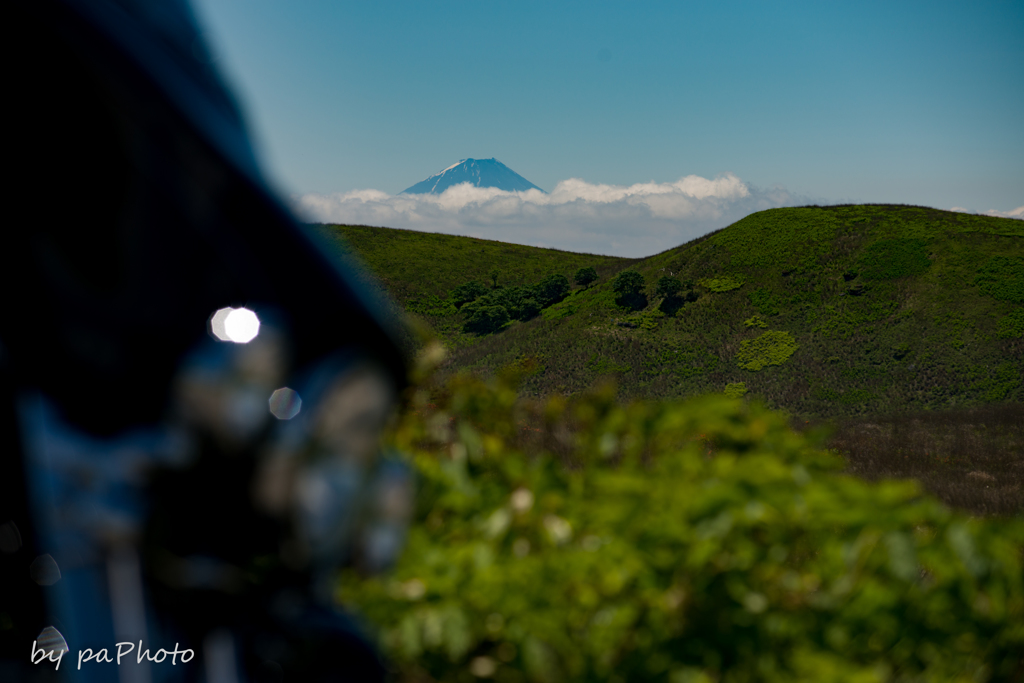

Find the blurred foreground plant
[[340, 362, 1024, 682]]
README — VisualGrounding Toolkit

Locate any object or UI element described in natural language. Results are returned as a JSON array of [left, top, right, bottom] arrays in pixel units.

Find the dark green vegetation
[[317, 205, 1023, 419], [574, 266, 598, 289], [458, 273, 573, 334], [341, 369, 1024, 682]]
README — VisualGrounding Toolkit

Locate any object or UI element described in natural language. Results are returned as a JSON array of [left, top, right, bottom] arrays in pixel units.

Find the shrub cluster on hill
[[459, 274, 578, 334], [342, 365, 1024, 682]]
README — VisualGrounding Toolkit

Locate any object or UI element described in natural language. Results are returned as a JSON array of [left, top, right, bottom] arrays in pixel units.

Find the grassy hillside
[[314, 223, 629, 345], [316, 205, 1023, 418]]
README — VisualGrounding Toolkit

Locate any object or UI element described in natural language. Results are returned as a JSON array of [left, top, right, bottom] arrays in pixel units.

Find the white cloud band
[[294, 173, 807, 257], [950, 206, 1024, 220]]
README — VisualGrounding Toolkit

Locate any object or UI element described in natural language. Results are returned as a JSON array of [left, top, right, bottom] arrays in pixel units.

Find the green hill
[[315, 205, 1023, 418], [313, 223, 631, 347]]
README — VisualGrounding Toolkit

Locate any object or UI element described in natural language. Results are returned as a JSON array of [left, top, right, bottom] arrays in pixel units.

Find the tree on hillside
[[451, 280, 489, 308], [517, 297, 541, 321], [536, 274, 570, 307], [468, 286, 541, 323], [496, 286, 541, 321], [655, 276, 682, 299], [464, 305, 509, 334], [489, 268, 501, 289], [613, 270, 647, 311], [655, 275, 685, 314], [613, 270, 645, 297], [574, 266, 598, 289]]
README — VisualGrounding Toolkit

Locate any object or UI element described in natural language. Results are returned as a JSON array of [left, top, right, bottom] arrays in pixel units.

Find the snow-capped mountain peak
[[401, 158, 545, 194]]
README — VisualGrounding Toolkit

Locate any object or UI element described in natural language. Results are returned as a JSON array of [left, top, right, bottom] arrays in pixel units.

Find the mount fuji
[[401, 158, 546, 194]]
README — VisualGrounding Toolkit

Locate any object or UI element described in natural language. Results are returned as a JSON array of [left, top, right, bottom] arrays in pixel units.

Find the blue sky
[[193, 0, 1023, 256]]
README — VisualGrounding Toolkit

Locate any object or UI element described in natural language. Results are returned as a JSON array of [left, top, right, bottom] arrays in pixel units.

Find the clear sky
[[193, 0, 1023, 256]]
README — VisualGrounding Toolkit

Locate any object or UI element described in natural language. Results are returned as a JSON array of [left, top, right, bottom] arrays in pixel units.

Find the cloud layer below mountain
[[293, 173, 809, 257], [950, 206, 1024, 220]]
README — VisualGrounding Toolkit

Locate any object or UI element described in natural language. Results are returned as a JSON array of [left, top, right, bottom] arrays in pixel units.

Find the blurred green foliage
[[342, 370, 1024, 682]]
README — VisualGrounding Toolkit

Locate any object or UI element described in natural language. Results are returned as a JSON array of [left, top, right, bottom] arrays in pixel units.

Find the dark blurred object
[[2, 0, 409, 680]]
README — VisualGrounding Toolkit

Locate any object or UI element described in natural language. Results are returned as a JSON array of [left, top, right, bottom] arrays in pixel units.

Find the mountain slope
[[319, 205, 1023, 417], [313, 223, 628, 345], [401, 158, 545, 194]]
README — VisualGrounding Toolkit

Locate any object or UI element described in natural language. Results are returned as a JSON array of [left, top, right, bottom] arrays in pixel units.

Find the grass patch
[[585, 354, 631, 375], [699, 275, 744, 292], [710, 206, 841, 270], [723, 381, 747, 398], [737, 330, 798, 371]]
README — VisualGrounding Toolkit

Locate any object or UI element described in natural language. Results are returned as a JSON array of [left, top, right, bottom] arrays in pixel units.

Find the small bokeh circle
[[269, 387, 302, 420]]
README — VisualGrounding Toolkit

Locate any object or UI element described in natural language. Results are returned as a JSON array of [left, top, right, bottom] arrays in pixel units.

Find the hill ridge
[[319, 204, 1023, 417]]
